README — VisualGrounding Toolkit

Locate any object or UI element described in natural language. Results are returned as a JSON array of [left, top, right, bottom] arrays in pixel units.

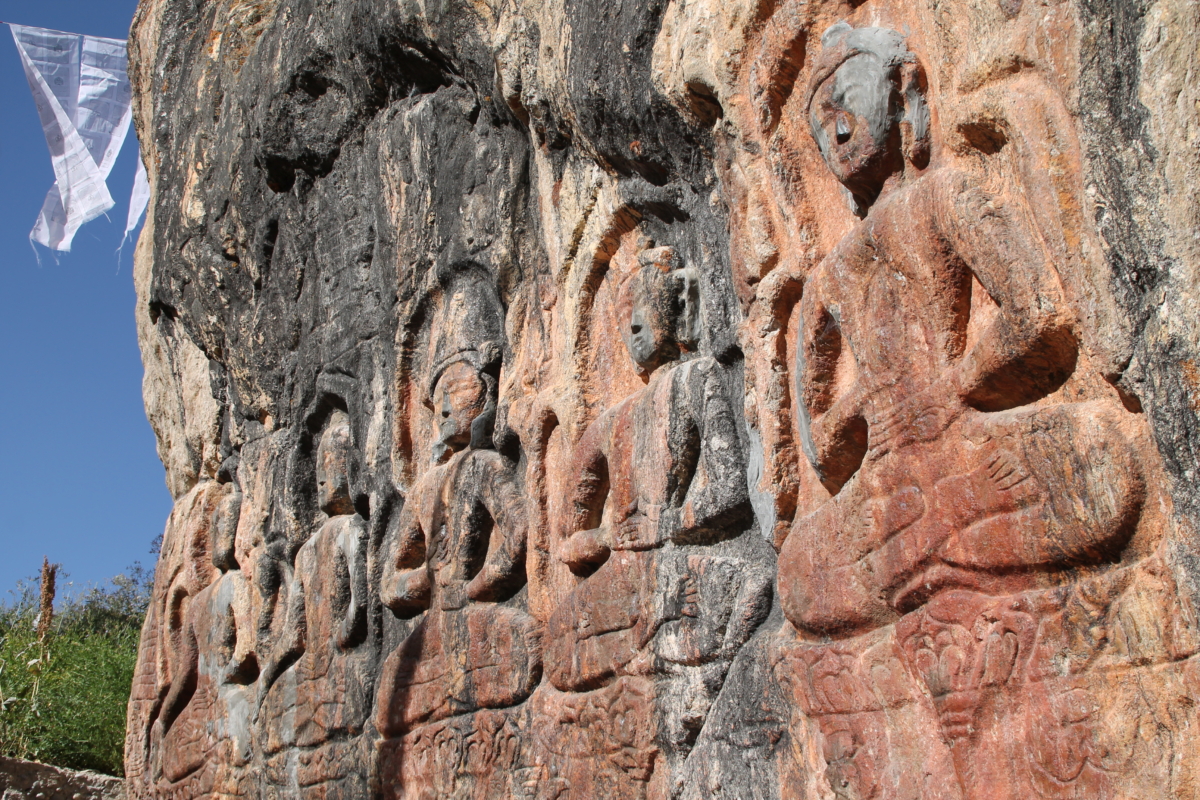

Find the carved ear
[[637, 245, 680, 273], [900, 61, 930, 169], [821, 21, 853, 49], [674, 267, 702, 351], [468, 401, 497, 450], [469, 372, 499, 450]]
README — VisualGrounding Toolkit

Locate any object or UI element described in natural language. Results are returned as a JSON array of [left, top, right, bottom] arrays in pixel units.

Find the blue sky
[[0, 0, 172, 596]]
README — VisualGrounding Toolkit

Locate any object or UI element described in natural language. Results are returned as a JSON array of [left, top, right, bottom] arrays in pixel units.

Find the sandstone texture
[[124, 0, 1200, 798], [0, 756, 125, 800]]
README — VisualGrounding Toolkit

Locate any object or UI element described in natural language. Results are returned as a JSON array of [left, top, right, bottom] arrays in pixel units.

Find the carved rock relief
[[125, 0, 1200, 798], [709, 4, 1200, 799]]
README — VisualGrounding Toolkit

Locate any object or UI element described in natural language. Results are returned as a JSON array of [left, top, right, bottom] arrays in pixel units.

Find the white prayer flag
[[10, 24, 134, 251], [125, 155, 149, 240]]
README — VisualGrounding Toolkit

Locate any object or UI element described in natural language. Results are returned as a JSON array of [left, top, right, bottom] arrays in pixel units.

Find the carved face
[[317, 423, 354, 516], [809, 54, 902, 206], [619, 268, 680, 376], [432, 360, 488, 452]]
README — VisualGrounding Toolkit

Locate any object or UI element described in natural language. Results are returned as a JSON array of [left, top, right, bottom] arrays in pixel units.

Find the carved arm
[[796, 285, 869, 490], [559, 414, 614, 570], [466, 452, 529, 601], [256, 557, 307, 707], [380, 498, 430, 616], [676, 362, 752, 541], [155, 604, 200, 737], [337, 517, 368, 649], [938, 171, 1077, 411]]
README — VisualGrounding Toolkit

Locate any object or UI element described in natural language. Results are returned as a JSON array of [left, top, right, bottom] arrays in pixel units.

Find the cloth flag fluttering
[[124, 156, 149, 241], [9, 24, 140, 252]]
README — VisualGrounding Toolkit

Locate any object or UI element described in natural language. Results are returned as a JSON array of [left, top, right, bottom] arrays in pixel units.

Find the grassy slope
[[0, 568, 150, 776]]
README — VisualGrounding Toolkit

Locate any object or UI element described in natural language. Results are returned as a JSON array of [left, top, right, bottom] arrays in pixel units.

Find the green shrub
[[0, 566, 151, 776]]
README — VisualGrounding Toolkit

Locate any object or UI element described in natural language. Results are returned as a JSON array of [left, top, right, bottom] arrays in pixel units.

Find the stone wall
[[124, 0, 1200, 798], [0, 757, 124, 800]]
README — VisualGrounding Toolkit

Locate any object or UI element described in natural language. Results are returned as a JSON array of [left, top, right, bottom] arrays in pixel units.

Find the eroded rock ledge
[[124, 0, 1200, 798], [0, 756, 124, 800]]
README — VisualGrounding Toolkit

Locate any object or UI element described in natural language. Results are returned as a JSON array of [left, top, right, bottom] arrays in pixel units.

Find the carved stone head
[[426, 343, 501, 460], [316, 411, 354, 516], [806, 22, 930, 212], [618, 246, 701, 377]]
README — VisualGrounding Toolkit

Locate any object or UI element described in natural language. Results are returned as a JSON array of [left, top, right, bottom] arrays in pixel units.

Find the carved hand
[[560, 528, 611, 572], [384, 568, 431, 615], [805, 396, 870, 492], [466, 563, 510, 602], [613, 515, 657, 551], [613, 500, 669, 550], [870, 388, 964, 457]]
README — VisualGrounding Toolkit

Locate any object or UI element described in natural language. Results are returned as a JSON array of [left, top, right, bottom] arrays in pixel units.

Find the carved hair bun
[[804, 22, 915, 113], [637, 246, 681, 273]]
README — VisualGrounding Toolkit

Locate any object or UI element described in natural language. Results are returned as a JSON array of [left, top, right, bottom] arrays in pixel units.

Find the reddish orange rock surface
[[125, 0, 1200, 797]]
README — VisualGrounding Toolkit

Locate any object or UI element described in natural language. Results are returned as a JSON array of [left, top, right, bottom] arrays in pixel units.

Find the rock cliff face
[[124, 1, 1200, 798]]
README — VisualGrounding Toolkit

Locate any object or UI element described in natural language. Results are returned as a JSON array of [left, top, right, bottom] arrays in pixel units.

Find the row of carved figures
[[128, 19, 1197, 800]]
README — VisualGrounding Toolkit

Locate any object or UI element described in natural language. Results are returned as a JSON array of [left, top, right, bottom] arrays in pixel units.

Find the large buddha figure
[[258, 411, 371, 798], [151, 487, 255, 797], [529, 246, 768, 799], [548, 245, 764, 693], [778, 23, 1146, 637], [375, 344, 539, 740]]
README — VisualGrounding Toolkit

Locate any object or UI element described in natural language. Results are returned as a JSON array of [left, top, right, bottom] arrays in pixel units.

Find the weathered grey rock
[[0, 757, 124, 800], [124, 0, 1200, 798]]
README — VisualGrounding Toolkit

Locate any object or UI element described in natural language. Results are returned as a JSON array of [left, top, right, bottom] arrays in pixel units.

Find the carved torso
[[806, 173, 972, 413]]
